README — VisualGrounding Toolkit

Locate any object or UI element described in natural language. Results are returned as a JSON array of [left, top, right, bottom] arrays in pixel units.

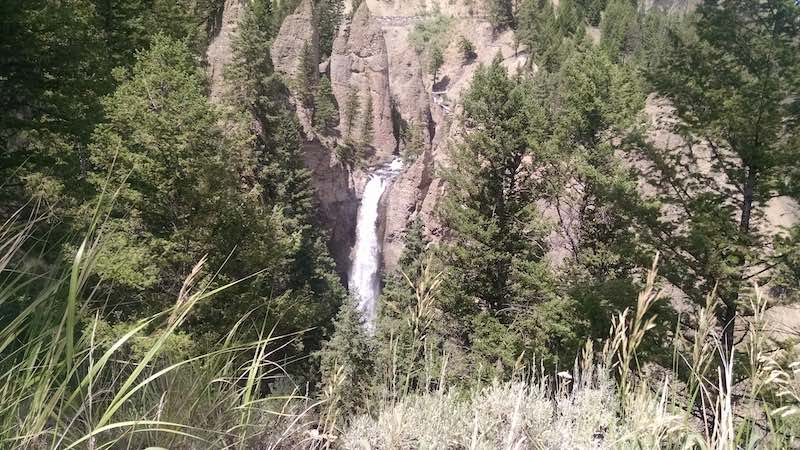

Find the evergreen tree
[[318, 299, 375, 420], [93, 0, 216, 69], [344, 86, 360, 141], [315, 0, 344, 59], [221, 0, 347, 363], [643, 0, 800, 378], [294, 42, 317, 106], [547, 45, 673, 353], [600, 0, 640, 60], [357, 95, 374, 163], [577, 0, 607, 26], [314, 75, 339, 132], [557, 0, 583, 33], [438, 58, 581, 376], [517, 0, 575, 72], [401, 120, 426, 162], [429, 46, 445, 84], [1, 0, 109, 215], [86, 34, 253, 310], [489, 0, 515, 29], [225, 0, 289, 124]]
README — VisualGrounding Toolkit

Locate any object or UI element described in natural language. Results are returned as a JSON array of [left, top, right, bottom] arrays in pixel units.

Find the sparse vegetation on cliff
[[2, 0, 799, 448]]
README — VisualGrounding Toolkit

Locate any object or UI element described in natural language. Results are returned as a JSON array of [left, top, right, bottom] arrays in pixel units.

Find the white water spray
[[349, 158, 403, 328]]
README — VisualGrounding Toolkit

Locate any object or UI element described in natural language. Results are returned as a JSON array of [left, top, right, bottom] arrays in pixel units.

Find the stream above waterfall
[[349, 158, 404, 329]]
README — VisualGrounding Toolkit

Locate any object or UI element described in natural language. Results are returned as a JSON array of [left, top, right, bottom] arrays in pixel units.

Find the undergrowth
[[1, 208, 798, 449]]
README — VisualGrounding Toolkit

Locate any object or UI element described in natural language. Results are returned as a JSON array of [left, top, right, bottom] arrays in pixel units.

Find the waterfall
[[349, 158, 403, 328]]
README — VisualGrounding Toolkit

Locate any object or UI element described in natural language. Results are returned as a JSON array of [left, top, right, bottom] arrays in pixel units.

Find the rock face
[[271, 0, 319, 83], [207, 0, 245, 102], [302, 139, 360, 275], [271, 0, 320, 136], [330, 2, 396, 163], [373, 0, 523, 271]]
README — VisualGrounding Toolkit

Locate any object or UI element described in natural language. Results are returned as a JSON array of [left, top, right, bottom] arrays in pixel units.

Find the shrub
[[408, 13, 453, 53], [458, 36, 477, 61]]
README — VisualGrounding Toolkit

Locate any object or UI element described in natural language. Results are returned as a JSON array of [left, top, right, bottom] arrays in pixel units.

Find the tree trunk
[[720, 165, 757, 393]]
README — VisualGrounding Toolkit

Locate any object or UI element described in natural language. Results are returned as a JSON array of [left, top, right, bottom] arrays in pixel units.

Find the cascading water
[[349, 158, 404, 328]]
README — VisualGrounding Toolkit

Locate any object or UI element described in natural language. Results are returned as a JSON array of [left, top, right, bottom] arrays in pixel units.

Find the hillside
[[1, 0, 799, 448]]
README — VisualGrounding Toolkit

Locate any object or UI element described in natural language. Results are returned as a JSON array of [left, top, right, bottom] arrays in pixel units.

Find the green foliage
[[93, 0, 217, 69], [517, 0, 578, 72], [221, 0, 347, 362], [557, 0, 584, 33], [408, 13, 453, 53], [577, 0, 608, 26], [344, 85, 361, 140], [458, 36, 477, 61], [400, 120, 426, 162], [225, 0, 289, 120], [294, 42, 317, 106], [86, 34, 238, 305], [488, 0, 515, 29], [318, 299, 375, 420], [0, 216, 307, 448], [438, 58, 582, 374], [374, 220, 459, 401], [0, 0, 109, 215], [314, 75, 339, 132], [642, 0, 800, 361], [356, 95, 374, 163], [429, 46, 445, 82], [600, 0, 640, 59], [315, 0, 344, 59]]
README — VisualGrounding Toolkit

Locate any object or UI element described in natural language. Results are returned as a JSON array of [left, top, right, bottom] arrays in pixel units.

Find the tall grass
[[2, 208, 798, 448], [342, 254, 800, 449], [0, 211, 316, 449]]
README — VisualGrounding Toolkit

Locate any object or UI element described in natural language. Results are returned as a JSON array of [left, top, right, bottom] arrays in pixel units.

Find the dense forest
[[1, 0, 799, 448]]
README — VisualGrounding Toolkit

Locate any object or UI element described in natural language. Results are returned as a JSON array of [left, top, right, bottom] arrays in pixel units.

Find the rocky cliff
[[330, 2, 396, 163], [207, 0, 245, 102], [206, 0, 525, 277], [209, 0, 791, 284]]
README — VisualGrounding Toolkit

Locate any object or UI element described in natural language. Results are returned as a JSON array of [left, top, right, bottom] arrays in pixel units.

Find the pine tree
[[344, 86, 360, 141], [318, 299, 375, 421], [315, 0, 344, 59], [517, 0, 575, 73], [429, 46, 445, 84], [643, 0, 800, 382], [378, 219, 430, 335], [0, 0, 109, 215], [375, 219, 439, 396], [401, 120, 426, 162], [544, 44, 674, 353], [314, 75, 339, 132], [489, 0, 515, 29], [221, 0, 347, 364], [225, 0, 288, 123], [577, 0, 607, 26], [86, 34, 251, 309], [438, 57, 581, 375], [295, 42, 317, 106], [600, 0, 640, 60], [557, 0, 583, 33], [352, 95, 374, 165]]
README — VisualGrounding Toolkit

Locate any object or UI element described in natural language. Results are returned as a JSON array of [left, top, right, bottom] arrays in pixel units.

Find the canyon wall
[[208, 0, 797, 294]]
